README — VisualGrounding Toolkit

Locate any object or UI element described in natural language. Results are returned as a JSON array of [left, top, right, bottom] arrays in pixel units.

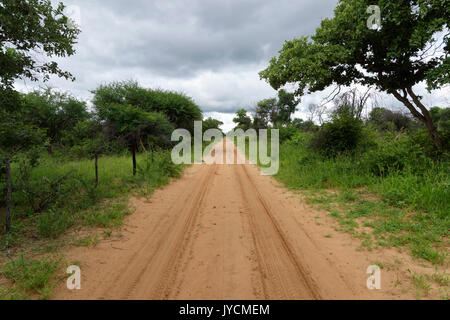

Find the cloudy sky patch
[[14, 0, 449, 132]]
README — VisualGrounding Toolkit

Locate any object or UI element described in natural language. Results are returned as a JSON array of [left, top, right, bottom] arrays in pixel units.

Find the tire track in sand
[[100, 163, 216, 299], [235, 163, 322, 299], [53, 139, 417, 300]]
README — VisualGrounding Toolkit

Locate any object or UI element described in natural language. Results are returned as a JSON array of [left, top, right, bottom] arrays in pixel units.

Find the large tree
[[233, 109, 253, 131], [95, 103, 174, 175], [254, 89, 299, 128], [0, 0, 80, 232], [260, 0, 449, 150], [92, 81, 203, 134]]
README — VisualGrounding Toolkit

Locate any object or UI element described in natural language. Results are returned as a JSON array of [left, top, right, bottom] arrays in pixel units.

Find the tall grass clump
[[0, 150, 184, 244], [273, 121, 449, 264]]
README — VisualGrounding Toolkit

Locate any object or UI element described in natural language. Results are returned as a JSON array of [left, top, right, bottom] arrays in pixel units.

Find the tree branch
[[391, 90, 425, 122]]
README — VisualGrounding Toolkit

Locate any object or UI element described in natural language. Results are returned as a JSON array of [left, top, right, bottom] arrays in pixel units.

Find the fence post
[[5, 155, 12, 233]]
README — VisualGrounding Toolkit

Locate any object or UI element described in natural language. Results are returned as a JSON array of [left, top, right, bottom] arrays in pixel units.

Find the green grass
[[239, 133, 449, 266], [0, 150, 183, 244], [273, 140, 449, 265], [73, 234, 100, 247], [0, 255, 61, 300], [0, 149, 185, 299]]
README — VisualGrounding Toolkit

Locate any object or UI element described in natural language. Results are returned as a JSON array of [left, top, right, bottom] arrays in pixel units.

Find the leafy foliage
[[260, 0, 449, 149], [292, 118, 318, 132], [92, 80, 202, 133], [21, 90, 90, 144], [369, 107, 416, 131], [202, 117, 224, 134], [0, 109, 45, 156], [0, 0, 81, 89], [253, 89, 299, 128], [233, 109, 252, 131], [310, 106, 364, 156], [98, 103, 174, 152]]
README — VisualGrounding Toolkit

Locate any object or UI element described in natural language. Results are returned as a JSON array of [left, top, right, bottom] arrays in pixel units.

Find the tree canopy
[[21, 89, 89, 143], [260, 0, 449, 149], [92, 81, 202, 134], [0, 0, 80, 90], [253, 89, 299, 128], [233, 109, 253, 131], [202, 117, 224, 134]]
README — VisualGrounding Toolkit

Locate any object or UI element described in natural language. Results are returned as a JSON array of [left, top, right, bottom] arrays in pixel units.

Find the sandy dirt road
[[53, 139, 422, 299]]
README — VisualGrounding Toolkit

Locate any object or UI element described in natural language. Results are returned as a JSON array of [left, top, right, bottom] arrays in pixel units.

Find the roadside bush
[[361, 131, 442, 178], [1, 254, 60, 299], [409, 129, 450, 159], [290, 131, 312, 146], [361, 134, 412, 176], [37, 209, 75, 239], [275, 125, 299, 143], [156, 151, 183, 178], [309, 109, 364, 156], [15, 169, 79, 214], [137, 151, 182, 183]]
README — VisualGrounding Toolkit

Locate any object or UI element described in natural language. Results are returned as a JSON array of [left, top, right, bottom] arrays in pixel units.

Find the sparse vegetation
[[0, 255, 61, 300]]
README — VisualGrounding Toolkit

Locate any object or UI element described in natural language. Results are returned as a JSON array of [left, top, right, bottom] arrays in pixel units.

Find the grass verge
[[0, 150, 185, 299]]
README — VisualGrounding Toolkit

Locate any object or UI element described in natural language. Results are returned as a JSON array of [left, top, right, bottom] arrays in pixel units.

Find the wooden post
[[5, 155, 12, 233], [132, 145, 137, 176], [94, 152, 98, 188]]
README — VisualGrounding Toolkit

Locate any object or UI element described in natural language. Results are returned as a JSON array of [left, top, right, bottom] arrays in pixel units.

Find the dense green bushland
[[0, 78, 218, 299], [0, 150, 182, 243], [236, 97, 449, 266], [274, 123, 449, 265], [0, 80, 208, 235], [0, 148, 185, 299]]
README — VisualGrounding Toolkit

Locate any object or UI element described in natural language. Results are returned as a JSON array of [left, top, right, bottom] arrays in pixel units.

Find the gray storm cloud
[[15, 0, 449, 131], [33, 0, 336, 106]]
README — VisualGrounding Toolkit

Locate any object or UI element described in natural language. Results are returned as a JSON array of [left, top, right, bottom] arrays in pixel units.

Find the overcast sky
[[14, 0, 450, 132]]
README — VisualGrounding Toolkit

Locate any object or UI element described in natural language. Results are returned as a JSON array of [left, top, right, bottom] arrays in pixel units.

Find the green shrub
[[37, 209, 75, 239], [1, 255, 60, 299], [309, 109, 364, 156], [275, 125, 299, 143], [83, 203, 130, 228], [410, 129, 450, 159], [16, 170, 80, 214]]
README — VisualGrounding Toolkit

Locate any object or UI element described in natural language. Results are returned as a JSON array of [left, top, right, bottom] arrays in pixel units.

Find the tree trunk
[[139, 137, 147, 152], [406, 87, 442, 150], [132, 145, 137, 176], [5, 155, 12, 233], [94, 152, 98, 188], [46, 145, 53, 155], [423, 115, 442, 150], [391, 88, 442, 151]]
